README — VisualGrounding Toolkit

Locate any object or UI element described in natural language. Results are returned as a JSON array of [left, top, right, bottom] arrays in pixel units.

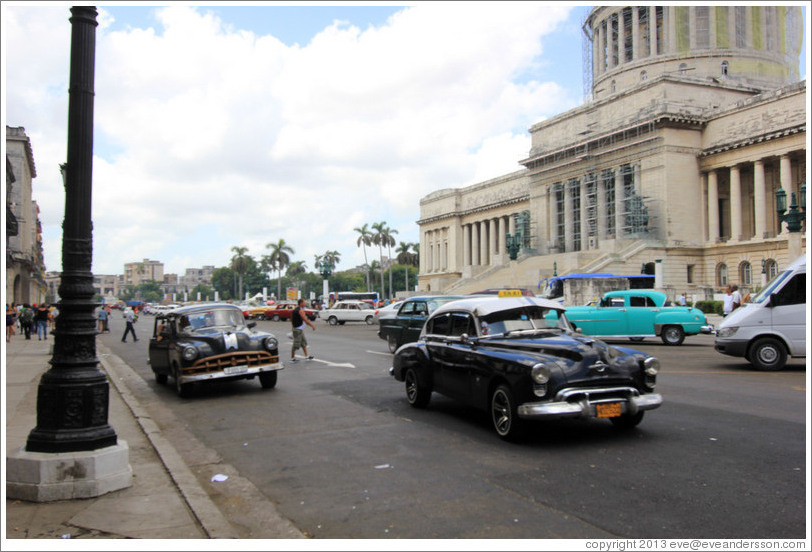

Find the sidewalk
[[3, 333, 292, 541]]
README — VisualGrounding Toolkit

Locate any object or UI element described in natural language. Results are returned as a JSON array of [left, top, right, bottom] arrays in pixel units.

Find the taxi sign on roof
[[497, 290, 523, 297]]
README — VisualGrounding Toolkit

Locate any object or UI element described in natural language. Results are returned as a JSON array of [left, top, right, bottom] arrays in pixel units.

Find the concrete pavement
[[3, 331, 304, 542]]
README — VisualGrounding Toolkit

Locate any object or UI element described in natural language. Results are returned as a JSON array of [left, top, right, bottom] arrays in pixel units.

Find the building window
[[721, 60, 729, 75], [655, 7, 665, 54], [740, 261, 752, 286], [695, 6, 710, 49], [717, 263, 728, 287], [554, 183, 566, 252], [610, 12, 619, 66], [765, 259, 779, 280], [603, 170, 616, 238], [687, 264, 695, 284], [622, 7, 633, 63], [611, 80, 617, 93], [569, 179, 582, 251], [638, 7, 650, 58], [678, 63, 688, 74], [675, 6, 690, 51], [641, 70, 648, 81], [735, 6, 747, 48]]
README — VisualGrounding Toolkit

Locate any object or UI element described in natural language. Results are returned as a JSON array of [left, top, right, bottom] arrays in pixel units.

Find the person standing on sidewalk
[[33, 303, 50, 340], [19, 304, 34, 340], [98, 306, 109, 333], [290, 298, 315, 362], [121, 307, 138, 343], [6, 304, 16, 342]]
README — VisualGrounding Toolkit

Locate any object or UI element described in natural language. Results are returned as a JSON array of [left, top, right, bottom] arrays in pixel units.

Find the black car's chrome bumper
[[517, 386, 662, 420]]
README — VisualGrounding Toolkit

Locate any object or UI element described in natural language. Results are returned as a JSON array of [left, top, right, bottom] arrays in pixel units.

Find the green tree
[[371, 221, 388, 299], [137, 280, 163, 303], [354, 223, 373, 292], [190, 283, 214, 301], [211, 267, 236, 301], [264, 239, 294, 300], [396, 241, 417, 292], [373, 223, 397, 300], [230, 246, 250, 301], [287, 261, 307, 294]]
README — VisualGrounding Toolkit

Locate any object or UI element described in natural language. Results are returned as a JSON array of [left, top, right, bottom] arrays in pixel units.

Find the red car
[[264, 303, 318, 322]]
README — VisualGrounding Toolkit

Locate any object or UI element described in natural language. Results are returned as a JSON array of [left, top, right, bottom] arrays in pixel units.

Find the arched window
[[678, 63, 687, 74], [721, 60, 729, 75], [740, 261, 752, 286], [641, 70, 648, 81], [717, 263, 728, 287], [610, 80, 617, 93], [766, 259, 779, 280]]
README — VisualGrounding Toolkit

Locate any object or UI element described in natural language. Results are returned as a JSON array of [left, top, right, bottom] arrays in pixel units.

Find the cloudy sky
[[4, 3, 805, 280]]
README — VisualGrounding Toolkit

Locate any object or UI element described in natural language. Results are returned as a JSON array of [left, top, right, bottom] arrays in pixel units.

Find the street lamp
[[505, 232, 522, 261], [318, 259, 333, 307], [776, 184, 806, 233]]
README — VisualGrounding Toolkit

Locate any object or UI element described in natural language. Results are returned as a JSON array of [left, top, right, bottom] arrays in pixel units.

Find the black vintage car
[[389, 295, 662, 440], [148, 303, 283, 397]]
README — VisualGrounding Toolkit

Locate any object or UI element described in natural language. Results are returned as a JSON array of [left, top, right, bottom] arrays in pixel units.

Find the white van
[[714, 255, 806, 371]]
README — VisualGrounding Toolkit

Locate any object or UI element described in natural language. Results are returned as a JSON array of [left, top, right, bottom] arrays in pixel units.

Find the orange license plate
[[596, 402, 622, 418]]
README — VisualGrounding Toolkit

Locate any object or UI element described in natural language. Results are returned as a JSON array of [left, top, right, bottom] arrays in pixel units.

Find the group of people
[[723, 284, 744, 316], [5, 303, 56, 342]]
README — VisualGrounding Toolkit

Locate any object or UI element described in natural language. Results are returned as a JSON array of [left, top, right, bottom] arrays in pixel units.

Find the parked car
[[321, 300, 376, 325], [264, 302, 318, 322], [562, 289, 712, 345], [715, 255, 806, 371], [378, 295, 468, 352], [240, 303, 273, 320], [148, 303, 283, 397], [389, 295, 662, 440]]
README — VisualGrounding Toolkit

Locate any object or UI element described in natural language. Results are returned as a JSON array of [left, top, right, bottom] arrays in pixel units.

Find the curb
[[98, 342, 238, 539]]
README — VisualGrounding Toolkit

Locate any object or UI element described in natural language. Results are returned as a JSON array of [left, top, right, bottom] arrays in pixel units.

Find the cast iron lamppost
[[25, 6, 118, 454], [775, 184, 806, 233], [318, 259, 333, 308], [776, 183, 805, 260], [505, 231, 522, 261]]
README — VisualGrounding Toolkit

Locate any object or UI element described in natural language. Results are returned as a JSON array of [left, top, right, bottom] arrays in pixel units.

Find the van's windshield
[[750, 269, 792, 304]]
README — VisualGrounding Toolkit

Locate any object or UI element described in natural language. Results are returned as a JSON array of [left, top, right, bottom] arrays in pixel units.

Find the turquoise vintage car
[[563, 289, 712, 345]]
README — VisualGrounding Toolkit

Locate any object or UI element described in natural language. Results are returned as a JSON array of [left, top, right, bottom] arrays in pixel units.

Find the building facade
[[418, 5, 806, 300], [123, 258, 164, 287], [6, 126, 48, 305]]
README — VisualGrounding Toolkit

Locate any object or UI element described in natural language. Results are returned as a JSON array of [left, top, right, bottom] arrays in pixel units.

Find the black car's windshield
[[178, 309, 246, 333], [479, 306, 570, 336]]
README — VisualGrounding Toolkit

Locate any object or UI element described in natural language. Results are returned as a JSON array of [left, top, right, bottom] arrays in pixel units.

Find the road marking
[[306, 359, 355, 368], [366, 350, 390, 357]]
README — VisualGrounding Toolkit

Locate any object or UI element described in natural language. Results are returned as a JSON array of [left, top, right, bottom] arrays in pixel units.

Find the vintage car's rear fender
[[652, 308, 707, 334]]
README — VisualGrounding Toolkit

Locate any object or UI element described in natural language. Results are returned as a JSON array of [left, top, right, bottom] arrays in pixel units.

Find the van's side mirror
[[768, 293, 778, 308]]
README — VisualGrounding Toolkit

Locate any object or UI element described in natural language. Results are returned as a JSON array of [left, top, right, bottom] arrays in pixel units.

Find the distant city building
[[123, 258, 164, 287], [6, 126, 47, 305], [180, 265, 215, 290], [418, 5, 806, 299]]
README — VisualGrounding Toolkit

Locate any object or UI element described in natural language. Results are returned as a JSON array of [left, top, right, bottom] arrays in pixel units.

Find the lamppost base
[[6, 441, 132, 502]]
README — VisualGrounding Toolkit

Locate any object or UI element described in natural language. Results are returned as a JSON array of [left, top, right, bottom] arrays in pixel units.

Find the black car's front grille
[[186, 351, 278, 375]]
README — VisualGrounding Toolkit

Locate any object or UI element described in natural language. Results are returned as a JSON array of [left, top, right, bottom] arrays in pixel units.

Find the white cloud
[[4, 2, 578, 278]]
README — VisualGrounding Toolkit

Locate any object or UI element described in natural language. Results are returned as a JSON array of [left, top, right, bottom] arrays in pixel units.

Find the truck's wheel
[[749, 337, 787, 371]]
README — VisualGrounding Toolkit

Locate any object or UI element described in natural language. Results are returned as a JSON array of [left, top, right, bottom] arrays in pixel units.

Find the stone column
[[730, 165, 742, 241], [471, 222, 480, 266], [753, 160, 767, 238], [462, 223, 471, 267], [618, 8, 626, 64], [480, 220, 489, 266], [597, 177, 607, 240], [631, 6, 639, 62], [548, 189, 558, 250], [488, 218, 497, 265], [707, 170, 719, 242]]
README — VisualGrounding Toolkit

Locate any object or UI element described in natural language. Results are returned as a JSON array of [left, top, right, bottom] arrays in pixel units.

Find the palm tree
[[371, 221, 387, 300], [354, 223, 373, 292], [396, 241, 414, 292], [382, 226, 398, 299], [265, 239, 294, 300], [287, 261, 307, 294], [230, 246, 250, 300], [323, 250, 341, 270]]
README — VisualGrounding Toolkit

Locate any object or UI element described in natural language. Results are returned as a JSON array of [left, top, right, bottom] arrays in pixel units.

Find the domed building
[[417, 5, 806, 300]]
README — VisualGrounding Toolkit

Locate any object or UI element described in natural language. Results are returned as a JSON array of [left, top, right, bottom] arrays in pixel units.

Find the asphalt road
[[103, 312, 807, 539]]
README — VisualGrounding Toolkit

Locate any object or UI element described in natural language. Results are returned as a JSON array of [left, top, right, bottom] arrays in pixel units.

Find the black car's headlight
[[643, 356, 660, 376], [264, 336, 278, 351], [182, 346, 198, 362], [531, 363, 552, 384]]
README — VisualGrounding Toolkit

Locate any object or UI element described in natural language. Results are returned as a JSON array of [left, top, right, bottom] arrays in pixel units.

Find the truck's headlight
[[531, 363, 551, 384], [182, 346, 198, 361], [716, 326, 739, 338], [643, 357, 660, 376], [264, 337, 278, 351]]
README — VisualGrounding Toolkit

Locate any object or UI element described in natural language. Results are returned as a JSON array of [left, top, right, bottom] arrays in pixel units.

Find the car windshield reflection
[[479, 306, 571, 336], [178, 309, 246, 333]]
